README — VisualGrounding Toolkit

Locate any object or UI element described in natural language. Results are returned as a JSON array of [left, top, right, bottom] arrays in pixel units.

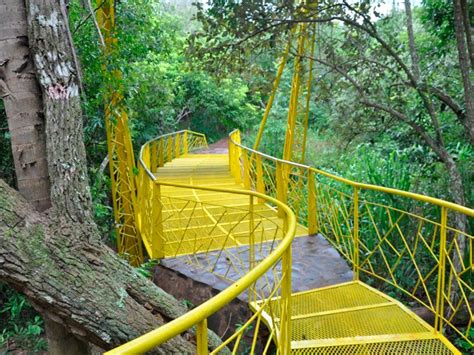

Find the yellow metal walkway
[[157, 154, 458, 354], [109, 130, 472, 354], [255, 281, 457, 353], [155, 152, 460, 352], [156, 153, 308, 258]]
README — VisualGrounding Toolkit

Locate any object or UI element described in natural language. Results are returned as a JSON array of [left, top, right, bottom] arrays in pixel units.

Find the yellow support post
[[175, 134, 181, 157], [276, 161, 287, 217], [183, 131, 188, 154], [352, 187, 360, 280], [159, 138, 164, 167], [228, 139, 234, 174], [434, 206, 448, 333], [152, 182, 164, 259], [282, 24, 306, 162], [249, 195, 256, 304], [256, 155, 265, 202], [167, 136, 173, 162], [279, 235, 292, 355], [243, 151, 251, 189], [150, 141, 158, 172], [196, 319, 208, 355], [308, 170, 318, 235], [301, 24, 317, 162], [253, 32, 293, 151], [97, 0, 142, 265], [233, 133, 242, 184]]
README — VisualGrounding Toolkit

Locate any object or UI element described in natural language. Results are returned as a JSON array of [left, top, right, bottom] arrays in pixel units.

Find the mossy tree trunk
[[0, 0, 51, 211], [1, 0, 224, 353], [0, 178, 201, 353]]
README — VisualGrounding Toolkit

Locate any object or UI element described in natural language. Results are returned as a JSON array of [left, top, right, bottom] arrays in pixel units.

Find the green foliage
[[69, 0, 262, 162], [175, 72, 259, 141], [0, 284, 46, 352], [420, 0, 455, 51], [0, 102, 14, 187], [181, 299, 195, 310], [89, 169, 114, 244], [135, 259, 160, 279], [454, 328, 474, 353]]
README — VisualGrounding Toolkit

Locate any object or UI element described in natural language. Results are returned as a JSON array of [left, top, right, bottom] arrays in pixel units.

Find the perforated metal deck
[[252, 281, 459, 354], [154, 152, 461, 354], [155, 154, 308, 258]]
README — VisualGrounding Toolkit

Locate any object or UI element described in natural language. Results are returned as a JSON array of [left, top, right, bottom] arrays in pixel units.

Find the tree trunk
[[453, 0, 474, 146], [26, 0, 94, 225], [460, 0, 473, 69], [0, 0, 226, 353], [0, 0, 51, 211], [404, 0, 420, 81], [0, 178, 221, 353]]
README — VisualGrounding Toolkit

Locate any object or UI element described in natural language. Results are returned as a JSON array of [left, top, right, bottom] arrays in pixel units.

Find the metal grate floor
[[155, 154, 308, 258], [155, 154, 460, 354], [253, 281, 459, 354]]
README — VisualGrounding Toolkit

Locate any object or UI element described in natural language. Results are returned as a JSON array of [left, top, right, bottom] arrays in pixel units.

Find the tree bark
[[0, 0, 51, 211], [404, 0, 420, 81], [0, 0, 226, 353], [0, 178, 214, 353], [460, 0, 473, 69], [26, 0, 94, 225], [453, 0, 474, 146]]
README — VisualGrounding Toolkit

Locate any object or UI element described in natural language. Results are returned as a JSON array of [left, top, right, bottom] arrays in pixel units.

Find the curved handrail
[[228, 129, 473, 348], [229, 129, 474, 216], [137, 129, 207, 180], [108, 187, 296, 354], [107, 130, 297, 354], [108, 129, 472, 353]]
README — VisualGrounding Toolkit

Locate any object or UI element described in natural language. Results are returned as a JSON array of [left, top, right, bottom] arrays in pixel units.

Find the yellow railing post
[[253, 35, 292, 152], [150, 141, 158, 172], [279, 219, 292, 355], [136, 165, 144, 232], [175, 134, 181, 157], [256, 155, 265, 202], [228, 139, 234, 174], [183, 131, 189, 154], [159, 138, 164, 167], [308, 170, 318, 235], [352, 187, 360, 280], [167, 136, 173, 162], [434, 206, 448, 333], [196, 319, 208, 355], [276, 161, 287, 217], [152, 182, 164, 258], [142, 144, 151, 169], [243, 151, 251, 189], [234, 141, 242, 184], [249, 195, 256, 304]]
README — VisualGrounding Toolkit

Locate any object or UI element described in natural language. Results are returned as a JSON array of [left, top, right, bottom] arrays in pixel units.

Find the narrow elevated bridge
[[108, 130, 472, 354]]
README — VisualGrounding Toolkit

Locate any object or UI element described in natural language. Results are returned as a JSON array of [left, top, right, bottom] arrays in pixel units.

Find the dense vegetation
[[0, 0, 472, 352]]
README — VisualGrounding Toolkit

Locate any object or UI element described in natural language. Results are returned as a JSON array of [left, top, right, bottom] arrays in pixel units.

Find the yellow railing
[[108, 130, 297, 354], [137, 130, 208, 257], [229, 129, 473, 347]]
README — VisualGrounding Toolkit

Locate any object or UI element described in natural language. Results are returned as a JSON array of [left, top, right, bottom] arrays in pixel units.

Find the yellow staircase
[[255, 281, 458, 353], [155, 153, 307, 258], [107, 130, 472, 354]]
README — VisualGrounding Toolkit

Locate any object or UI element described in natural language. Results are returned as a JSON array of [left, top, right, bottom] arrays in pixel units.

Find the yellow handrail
[[106, 130, 297, 354], [228, 129, 473, 347], [108, 129, 472, 353], [230, 129, 474, 216], [107, 187, 296, 354]]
